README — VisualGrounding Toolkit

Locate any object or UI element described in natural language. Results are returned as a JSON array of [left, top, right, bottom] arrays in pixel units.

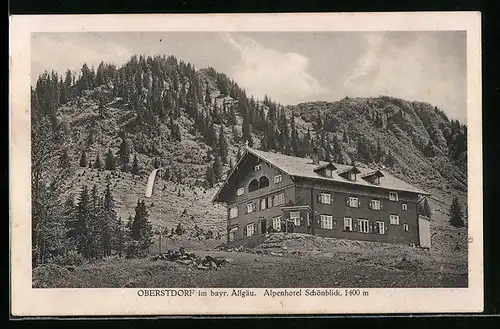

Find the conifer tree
[[228, 157, 234, 170], [205, 165, 215, 188], [129, 200, 153, 254], [218, 126, 228, 164], [375, 139, 384, 162], [79, 150, 88, 167], [118, 138, 131, 167], [131, 154, 140, 175], [75, 185, 91, 258], [105, 148, 117, 170], [236, 148, 242, 162], [423, 139, 436, 157], [93, 152, 102, 169], [242, 116, 253, 147], [449, 197, 464, 227], [59, 149, 71, 169], [213, 154, 223, 182], [101, 182, 116, 257]]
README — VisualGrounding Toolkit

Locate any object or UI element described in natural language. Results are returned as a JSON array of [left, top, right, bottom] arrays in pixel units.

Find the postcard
[[9, 12, 483, 316]]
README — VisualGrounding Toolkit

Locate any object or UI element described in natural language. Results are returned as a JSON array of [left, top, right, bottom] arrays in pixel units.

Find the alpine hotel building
[[213, 147, 432, 248]]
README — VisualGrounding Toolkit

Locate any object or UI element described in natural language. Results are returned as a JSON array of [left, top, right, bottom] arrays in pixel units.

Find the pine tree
[[105, 148, 117, 170], [449, 196, 464, 227], [228, 157, 234, 170], [75, 185, 91, 258], [242, 115, 253, 147], [79, 150, 88, 167], [131, 154, 140, 175], [218, 126, 228, 164], [59, 149, 71, 169], [101, 182, 116, 257], [205, 165, 215, 188], [93, 152, 102, 169], [375, 139, 384, 162], [423, 139, 436, 157], [129, 200, 153, 255], [118, 138, 131, 167], [114, 218, 126, 258], [213, 154, 223, 182]]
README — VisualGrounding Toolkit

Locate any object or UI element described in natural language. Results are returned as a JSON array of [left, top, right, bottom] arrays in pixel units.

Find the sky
[[31, 31, 467, 123]]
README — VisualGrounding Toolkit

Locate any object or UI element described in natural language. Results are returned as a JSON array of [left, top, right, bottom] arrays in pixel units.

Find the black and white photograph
[[10, 13, 482, 315]]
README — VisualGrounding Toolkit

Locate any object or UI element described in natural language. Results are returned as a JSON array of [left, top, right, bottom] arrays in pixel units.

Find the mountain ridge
[[31, 54, 468, 235]]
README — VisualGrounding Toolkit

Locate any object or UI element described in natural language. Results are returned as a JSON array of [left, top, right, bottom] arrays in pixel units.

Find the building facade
[[213, 147, 431, 247]]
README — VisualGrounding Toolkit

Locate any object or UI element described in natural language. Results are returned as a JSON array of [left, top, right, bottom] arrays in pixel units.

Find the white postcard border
[[9, 12, 483, 316]]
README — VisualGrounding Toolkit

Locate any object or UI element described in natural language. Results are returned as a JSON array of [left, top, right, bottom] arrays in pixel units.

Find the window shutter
[[268, 196, 273, 207], [300, 215, 304, 225], [317, 193, 322, 203], [353, 220, 358, 231], [244, 206, 248, 214], [345, 197, 349, 206], [329, 194, 333, 204], [358, 199, 361, 207], [243, 225, 247, 236], [380, 202, 384, 210], [368, 200, 372, 209]]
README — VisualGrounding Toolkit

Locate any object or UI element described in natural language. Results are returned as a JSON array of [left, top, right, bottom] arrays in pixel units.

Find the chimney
[[312, 147, 320, 165]]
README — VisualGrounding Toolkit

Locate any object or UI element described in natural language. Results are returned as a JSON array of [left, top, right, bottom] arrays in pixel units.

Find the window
[[370, 200, 381, 210], [274, 174, 283, 184], [290, 212, 300, 226], [390, 214, 400, 225], [237, 187, 244, 196], [373, 176, 380, 185], [267, 196, 273, 208], [325, 169, 332, 178], [402, 203, 408, 211], [358, 219, 369, 233], [272, 216, 282, 231], [260, 198, 267, 210], [229, 228, 238, 241], [320, 215, 333, 230], [349, 172, 356, 181], [246, 223, 254, 237], [344, 217, 352, 231], [389, 192, 399, 201], [376, 221, 385, 234], [229, 207, 238, 219], [321, 193, 332, 204], [248, 179, 259, 192], [254, 164, 262, 171], [349, 197, 359, 208], [259, 176, 269, 188], [273, 193, 285, 206], [403, 224, 409, 231], [246, 202, 255, 214]]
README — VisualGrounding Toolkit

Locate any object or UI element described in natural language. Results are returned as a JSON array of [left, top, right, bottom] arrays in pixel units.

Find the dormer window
[[314, 162, 337, 178], [338, 166, 361, 182], [361, 170, 384, 185]]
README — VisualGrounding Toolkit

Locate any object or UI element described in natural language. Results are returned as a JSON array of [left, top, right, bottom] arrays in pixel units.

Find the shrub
[[53, 250, 87, 267]]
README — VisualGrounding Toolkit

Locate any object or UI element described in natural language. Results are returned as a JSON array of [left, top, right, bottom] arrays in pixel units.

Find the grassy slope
[[33, 229, 467, 288]]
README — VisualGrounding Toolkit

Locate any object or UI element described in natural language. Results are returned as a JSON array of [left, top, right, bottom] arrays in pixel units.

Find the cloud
[[344, 33, 467, 123], [31, 33, 132, 84], [224, 33, 326, 104]]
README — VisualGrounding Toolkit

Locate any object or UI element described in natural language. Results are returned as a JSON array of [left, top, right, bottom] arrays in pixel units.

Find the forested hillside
[[31, 54, 468, 267]]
